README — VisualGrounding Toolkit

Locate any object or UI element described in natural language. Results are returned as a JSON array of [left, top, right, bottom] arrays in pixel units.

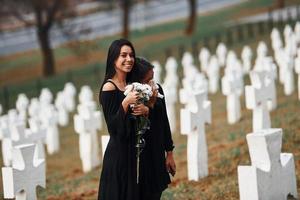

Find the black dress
[[98, 82, 174, 200], [98, 81, 138, 200], [139, 84, 175, 199]]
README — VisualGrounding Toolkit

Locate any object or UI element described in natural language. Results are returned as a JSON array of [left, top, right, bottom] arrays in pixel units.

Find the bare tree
[[185, 0, 196, 35], [120, 0, 131, 38], [1, 0, 74, 77], [277, 0, 285, 9]]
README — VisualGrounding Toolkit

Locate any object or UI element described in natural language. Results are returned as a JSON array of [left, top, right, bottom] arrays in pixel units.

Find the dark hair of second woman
[[134, 57, 154, 82], [99, 38, 137, 102]]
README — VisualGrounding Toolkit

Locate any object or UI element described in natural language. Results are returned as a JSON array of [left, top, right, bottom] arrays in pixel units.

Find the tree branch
[[3, 0, 35, 27], [45, 0, 61, 30], [33, 3, 43, 30]]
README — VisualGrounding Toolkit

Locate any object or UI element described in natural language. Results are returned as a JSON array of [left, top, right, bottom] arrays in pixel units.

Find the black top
[[98, 81, 174, 200], [139, 84, 174, 198]]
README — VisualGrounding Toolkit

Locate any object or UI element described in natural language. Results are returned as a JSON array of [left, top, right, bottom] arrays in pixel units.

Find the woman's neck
[[112, 72, 127, 90]]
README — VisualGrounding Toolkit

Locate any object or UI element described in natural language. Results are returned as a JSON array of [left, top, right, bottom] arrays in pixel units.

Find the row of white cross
[[0, 82, 111, 199], [152, 22, 300, 199]]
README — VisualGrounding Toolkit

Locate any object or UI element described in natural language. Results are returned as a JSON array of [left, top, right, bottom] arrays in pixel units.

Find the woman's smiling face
[[114, 45, 135, 73]]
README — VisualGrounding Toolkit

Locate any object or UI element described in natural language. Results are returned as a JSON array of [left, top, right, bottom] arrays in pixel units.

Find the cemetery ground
[[0, 71, 299, 199]]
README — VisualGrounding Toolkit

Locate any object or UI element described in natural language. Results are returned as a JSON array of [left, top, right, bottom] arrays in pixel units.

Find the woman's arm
[[100, 83, 138, 137]]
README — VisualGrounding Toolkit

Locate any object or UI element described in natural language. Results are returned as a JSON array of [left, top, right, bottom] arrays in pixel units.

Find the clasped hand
[[124, 91, 149, 116]]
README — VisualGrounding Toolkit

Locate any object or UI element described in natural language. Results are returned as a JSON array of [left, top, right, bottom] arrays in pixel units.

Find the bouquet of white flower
[[124, 82, 153, 184], [124, 82, 153, 104], [124, 81, 164, 104], [124, 81, 166, 183]]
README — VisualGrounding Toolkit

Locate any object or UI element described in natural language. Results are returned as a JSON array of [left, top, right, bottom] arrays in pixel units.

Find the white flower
[[149, 80, 164, 99], [124, 81, 164, 104], [124, 84, 134, 96], [124, 82, 153, 103]]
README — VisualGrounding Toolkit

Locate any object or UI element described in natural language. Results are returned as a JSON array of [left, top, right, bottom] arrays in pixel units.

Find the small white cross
[[2, 143, 46, 200]]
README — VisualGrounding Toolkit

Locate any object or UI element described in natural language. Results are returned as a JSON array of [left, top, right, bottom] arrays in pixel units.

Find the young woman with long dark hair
[[98, 39, 149, 200]]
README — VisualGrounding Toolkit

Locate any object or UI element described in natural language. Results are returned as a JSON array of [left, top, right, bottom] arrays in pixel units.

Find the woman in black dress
[[134, 57, 176, 200], [98, 39, 150, 200]]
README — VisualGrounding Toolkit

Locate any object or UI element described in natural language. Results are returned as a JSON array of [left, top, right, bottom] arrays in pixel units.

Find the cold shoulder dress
[[98, 82, 174, 200], [98, 82, 138, 200]]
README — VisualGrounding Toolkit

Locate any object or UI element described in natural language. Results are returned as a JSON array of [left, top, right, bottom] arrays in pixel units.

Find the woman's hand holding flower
[[132, 104, 149, 116], [122, 90, 139, 113]]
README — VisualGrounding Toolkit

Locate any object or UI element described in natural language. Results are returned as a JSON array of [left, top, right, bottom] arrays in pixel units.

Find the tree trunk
[[122, 0, 130, 38], [185, 0, 196, 35], [277, 0, 285, 8], [37, 28, 55, 76]]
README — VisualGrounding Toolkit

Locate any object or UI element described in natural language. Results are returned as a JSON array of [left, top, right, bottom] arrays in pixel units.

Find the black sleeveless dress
[[98, 81, 174, 200]]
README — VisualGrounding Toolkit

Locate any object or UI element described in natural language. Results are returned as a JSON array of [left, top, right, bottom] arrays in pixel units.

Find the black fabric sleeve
[[158, 84, 175, 152], [100, 91, 128, 137]]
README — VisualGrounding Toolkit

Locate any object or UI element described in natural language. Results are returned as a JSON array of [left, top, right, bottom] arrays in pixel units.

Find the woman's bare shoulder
[[102, 82, 116, 91]]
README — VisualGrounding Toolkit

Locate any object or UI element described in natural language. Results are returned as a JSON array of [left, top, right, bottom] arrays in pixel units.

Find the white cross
[[281, 53, 295, 96], [101, 135, 110, 158], [163, 87, 177, 133], [241, 45, 252, 74], [180, 90, 211, 181], [79, 85, 94, 105], [152, 60, 162, 84], [16, 120, 46, 160], [0, 115, 9, 140], [221, 71, 243, 124], [295, 21, 300, 43], [179, 73, 208, 113], [245, 71, 273, 132], [2, 143, 46, 200], [199, 47, 210, 73], [163, 56, 179, 89], [179, 78, 198, 113], [39, 88, 53, 106], [252, 58, 277, 110], [238, 128, 298, 200], [40, 105, 59, 155], [63, 82, 77, 113], [207, 55, 220, 94], [216, 42, 227, 67], [16, 94, 29, 122], [270, 28, 282, 51], [74, 103, 101, 173], [1, 114, 26, 167], [294, 51, 300, 100], [55, 91, 69, 127], [1, 115, 12, 166], [181, 51, 194, 68]]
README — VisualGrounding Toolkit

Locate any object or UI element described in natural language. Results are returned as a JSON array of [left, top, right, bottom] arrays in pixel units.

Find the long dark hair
[[99, 39, 137, 101]]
